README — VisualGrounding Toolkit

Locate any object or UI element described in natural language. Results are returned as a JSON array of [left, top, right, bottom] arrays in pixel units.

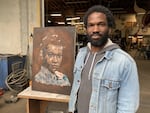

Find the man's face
[[45, 44, 63, 73], [86, 12, 110, 47]]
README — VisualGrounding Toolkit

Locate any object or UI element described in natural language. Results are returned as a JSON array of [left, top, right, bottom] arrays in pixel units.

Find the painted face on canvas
[[45, 44, 63, 73]]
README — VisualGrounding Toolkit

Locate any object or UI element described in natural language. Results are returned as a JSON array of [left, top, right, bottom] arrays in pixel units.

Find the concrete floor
[[0, 50, 150, 113], [0, 92, 26, 113]]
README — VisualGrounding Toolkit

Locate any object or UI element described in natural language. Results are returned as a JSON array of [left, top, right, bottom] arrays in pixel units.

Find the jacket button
[[109, 82, 112, 88]]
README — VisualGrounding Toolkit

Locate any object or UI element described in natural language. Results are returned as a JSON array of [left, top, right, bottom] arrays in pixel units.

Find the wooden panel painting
[[32, 26, 76, 95]]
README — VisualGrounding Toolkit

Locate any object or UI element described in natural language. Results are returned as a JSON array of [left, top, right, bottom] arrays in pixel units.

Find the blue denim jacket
[[69, 47, 139, 113]]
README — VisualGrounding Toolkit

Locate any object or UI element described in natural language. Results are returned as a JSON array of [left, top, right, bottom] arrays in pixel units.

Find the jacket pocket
[[99, 79, 120, 97], [101, 79, 120, 90], [98, 79, 120, 113]]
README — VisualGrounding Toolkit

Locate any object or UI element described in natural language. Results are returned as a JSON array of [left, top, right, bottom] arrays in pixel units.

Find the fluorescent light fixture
[[50, 13, 62, 16], [57, 22, 65, 24], [137, 12, 145, 15], [74, 22, 84, 25], [66, 22, 84, 25], [137, 35, 143, 38], [67, 22, 72, 24], [66, 17, 80, 21], [128, 36, 132, 38]]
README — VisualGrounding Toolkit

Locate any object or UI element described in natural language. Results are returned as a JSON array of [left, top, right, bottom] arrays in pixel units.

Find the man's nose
[[93, 25, 99, 32]]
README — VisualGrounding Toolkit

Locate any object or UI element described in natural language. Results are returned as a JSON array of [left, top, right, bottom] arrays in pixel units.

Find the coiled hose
[[5, 69, 29, 93]]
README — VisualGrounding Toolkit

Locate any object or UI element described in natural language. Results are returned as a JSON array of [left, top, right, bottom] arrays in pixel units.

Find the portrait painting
[[32, 26, 76, 95]]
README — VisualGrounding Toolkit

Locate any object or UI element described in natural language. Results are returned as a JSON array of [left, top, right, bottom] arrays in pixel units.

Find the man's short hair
[[83, 5, 116, 28]]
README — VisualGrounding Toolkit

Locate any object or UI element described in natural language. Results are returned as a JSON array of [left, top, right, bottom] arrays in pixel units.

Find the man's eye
[[87, 24, 94, 27], [87, 22, 107, 27], [98, 23, 106, 26]]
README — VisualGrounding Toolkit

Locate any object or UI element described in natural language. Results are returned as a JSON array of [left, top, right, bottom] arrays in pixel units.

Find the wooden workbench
[[18, 87, 70, 113]]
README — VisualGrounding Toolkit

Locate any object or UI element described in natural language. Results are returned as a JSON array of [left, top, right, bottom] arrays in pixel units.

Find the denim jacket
[[69, 47, 139, 113]]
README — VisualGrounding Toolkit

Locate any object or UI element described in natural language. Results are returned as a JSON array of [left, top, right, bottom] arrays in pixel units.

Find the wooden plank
[[18, 87, 70, 103]]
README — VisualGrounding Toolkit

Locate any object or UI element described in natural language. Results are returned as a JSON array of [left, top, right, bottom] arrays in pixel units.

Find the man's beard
[[87, 31, 109, 47]]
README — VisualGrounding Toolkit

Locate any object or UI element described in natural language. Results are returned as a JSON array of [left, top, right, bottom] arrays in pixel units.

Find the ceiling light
[[50, 14, 62, 16], [57, 22, 65, 24], [47, 20, 51, 23], [74, 22, 84, 25], [137, 12, 145, 15], [67, 22, 72, 25], [66, 17, 80, 21]]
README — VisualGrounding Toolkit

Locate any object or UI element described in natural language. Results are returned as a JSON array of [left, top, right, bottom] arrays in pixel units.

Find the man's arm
[[117, 61, 139, 113]]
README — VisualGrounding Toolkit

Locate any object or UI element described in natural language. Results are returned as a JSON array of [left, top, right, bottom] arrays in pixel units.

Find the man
[[35, 35, 70, 86], [69, 5, 139, 113]]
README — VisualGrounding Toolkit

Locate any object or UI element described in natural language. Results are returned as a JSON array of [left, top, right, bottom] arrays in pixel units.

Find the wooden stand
[[18, 87, 70, 113]]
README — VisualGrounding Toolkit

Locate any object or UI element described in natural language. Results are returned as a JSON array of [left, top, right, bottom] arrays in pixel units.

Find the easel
[[18, 86, 69, 113]]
